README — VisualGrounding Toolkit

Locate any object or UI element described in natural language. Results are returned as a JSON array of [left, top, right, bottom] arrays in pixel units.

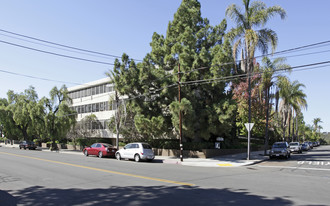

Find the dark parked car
[[19, 141, 37, 150], [306, 141, 314, 149], [301, 143, 310, 151], [269, 142, 291, 159], [83, 143, 117, 158]]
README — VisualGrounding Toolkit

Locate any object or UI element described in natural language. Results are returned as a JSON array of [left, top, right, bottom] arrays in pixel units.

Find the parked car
[[19, 141, 37, 150], [83, 143, 117, 158], [306, 141, 314, 149], [289, 142, 302, 153], [269, 142, 291, 159], [115, 142, 155, 162], [301, 143, 310, 151]]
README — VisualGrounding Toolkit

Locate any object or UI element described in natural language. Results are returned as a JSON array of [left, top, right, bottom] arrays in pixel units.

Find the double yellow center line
[[0, 151, 194, 186]]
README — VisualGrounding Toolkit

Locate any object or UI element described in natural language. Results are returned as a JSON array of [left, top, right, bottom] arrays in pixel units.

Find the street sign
[[245, 123, 254, 132], [244, 123, 254, 160], [216, 137, 224, 141]]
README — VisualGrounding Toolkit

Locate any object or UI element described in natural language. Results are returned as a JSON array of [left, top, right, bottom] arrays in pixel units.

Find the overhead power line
[[0, 32, 116, 60], [0, 68, 82, 85], [180, 40, 330, 76], [266, 40, 330, 57], [0, 40, 115, 65], [0, 28, 142, 61], [180, 60, 330, 86]]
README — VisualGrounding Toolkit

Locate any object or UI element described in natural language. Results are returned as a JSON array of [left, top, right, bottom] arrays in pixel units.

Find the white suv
[[289, 142, 302, 153], [115, 142, 155, 162]]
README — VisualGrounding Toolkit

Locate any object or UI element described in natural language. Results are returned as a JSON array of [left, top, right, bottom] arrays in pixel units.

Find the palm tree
[[313, 118, 323, 139], [226, 0, 286, 125], [278, 77, 307, 141], [259, 57, 290, 154]]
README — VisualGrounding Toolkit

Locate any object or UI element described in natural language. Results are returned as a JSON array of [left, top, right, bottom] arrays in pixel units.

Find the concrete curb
[[1, 143, 268, 167]]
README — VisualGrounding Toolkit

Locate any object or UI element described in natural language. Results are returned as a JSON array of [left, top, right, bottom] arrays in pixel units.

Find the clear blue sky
[[0, 0, 328, 132]]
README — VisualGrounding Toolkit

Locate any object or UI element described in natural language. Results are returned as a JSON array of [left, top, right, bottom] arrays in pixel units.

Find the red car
[[83, 143, 117, 158]]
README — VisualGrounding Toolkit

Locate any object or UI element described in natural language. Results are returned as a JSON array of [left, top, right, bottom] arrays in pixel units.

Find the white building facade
[[67, 77, 118, 143]]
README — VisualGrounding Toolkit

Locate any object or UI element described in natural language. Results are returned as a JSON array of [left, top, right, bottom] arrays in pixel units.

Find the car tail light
[[140, 152, 144, 155]]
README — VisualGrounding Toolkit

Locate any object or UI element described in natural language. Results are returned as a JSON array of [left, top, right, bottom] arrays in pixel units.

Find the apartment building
[[67, 77, 118, 143]]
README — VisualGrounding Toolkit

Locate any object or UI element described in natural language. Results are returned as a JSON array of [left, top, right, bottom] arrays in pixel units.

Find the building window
[[96, 86, 99, 95], [87, 88, 91, 96], [86, 104, 90, 113], [105, 101, 109, 111], [96, 103, 99, 112], [100, 102, 104, 111]]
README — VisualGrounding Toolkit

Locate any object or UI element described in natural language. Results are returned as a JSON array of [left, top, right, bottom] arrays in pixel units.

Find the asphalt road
[[1, 145, 330, 206]]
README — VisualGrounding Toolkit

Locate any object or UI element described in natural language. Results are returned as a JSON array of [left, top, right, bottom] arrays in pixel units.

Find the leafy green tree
[[232, 72, 265, 137], [41, 85, 76, 149], [67, 114, 99, 142], [0, 98, 21, 142], [4, 87, 39, 140], [110, 0, 236, 143]]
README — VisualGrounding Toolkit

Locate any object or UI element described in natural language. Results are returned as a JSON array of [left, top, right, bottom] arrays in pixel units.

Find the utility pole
[[178, 63, 183, 162]]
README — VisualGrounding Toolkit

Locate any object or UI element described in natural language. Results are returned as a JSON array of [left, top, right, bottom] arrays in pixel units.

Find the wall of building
[[68, 78, 119, 140]]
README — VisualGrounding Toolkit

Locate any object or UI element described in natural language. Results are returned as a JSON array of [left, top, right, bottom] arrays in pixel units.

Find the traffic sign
[[245, 123, 254, 132]]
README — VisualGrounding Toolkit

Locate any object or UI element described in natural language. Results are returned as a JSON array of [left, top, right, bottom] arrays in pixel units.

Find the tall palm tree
[[313, 118, 322, 139], [226, 0, 286, 125], [278, 77, 307, 141], [259, 57, 290, 154]]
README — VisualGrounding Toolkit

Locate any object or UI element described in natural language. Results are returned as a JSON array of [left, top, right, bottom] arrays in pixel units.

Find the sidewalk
[[1, 143, 269, 167], [161, 150, 269, 167]]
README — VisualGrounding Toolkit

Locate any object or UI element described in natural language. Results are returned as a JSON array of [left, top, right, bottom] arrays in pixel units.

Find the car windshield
[[142, 144, 152, 149], [289, 143, 298, 146], [272, 143, 286, 148]]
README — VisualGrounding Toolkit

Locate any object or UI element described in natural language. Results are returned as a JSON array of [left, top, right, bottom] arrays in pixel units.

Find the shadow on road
[[0, 190, 17, 206], [2, 185, 294, 206]]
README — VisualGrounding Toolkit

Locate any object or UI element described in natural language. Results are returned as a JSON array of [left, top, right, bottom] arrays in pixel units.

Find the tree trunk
[[264, 87, 270, 155], [295, 116, 299, 141], [282, 116, 286, 141], [292, 110, 295, 141], [288, 112, 291, 142]]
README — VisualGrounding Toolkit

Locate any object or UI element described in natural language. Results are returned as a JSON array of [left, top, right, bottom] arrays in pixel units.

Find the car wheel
[[19, 147, 22, 150], [84, 150, 89, 157], [98, 151, 103, 158], [116, 153, 121, 160], [24, 147, 26, 150], [134, 154, 140, 162]]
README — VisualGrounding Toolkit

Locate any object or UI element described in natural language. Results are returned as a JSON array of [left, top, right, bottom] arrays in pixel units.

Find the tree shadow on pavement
[[2, 185, 294, 206]]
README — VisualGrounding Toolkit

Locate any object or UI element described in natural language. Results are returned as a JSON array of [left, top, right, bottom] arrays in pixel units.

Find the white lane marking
[[258, 165, 330, 171]]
